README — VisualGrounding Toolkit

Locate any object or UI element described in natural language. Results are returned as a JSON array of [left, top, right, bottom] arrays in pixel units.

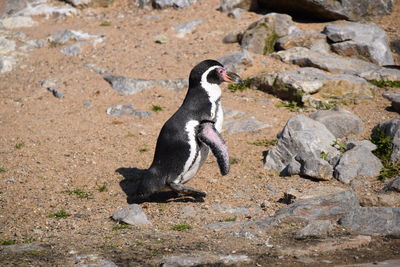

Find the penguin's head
[[189, 60, 243, 86]]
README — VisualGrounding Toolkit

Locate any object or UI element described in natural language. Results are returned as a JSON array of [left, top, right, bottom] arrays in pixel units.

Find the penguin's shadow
[[116, 167, 204, 204]]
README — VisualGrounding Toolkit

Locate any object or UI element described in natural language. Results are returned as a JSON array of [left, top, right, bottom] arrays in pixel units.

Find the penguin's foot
[[169, 183, 207, 199]]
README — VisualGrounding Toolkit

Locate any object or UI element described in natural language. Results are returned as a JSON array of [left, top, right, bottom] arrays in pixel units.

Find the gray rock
[[103, 75, 188, 95], [0, 55, 16, 73], [0, 242, 47, 254], [13, 0, 78, 18], [152, 0, 196, 9], [0, 16, 36, 28], [173, 19, 203, 37], [61, 41, 84, 56], [294, 152, 334, 181], [219, 0, 255, 13], [276, 30, 328, 52], [383, 91, 400, 113], [228, 8, 243, 19], [50, 88, 64, 98], [212, 204, 250, 215], [295, 220, 333, 240], [222, 32, 241, 44], [48, 29, 104, 45], [112, 204, 151, 225], [223, 119, 270, 135], [381, 176, 400, 193], [275, 189, 359, 221], [256, 0, 395, 21], [345, 139, 377, 152], [274, 47, 379, 75], [160, 253, 252, 267], [309, 107, 363, 138], [251, 67, 375, 107], [339, 207, 400, 236], [240, 13, 298, 55], [74, 254, 117, 267], [392, 39, 400, 54], [358, 66, 400, 81], [39, 78, 64, 98], [85, 63, 109, 74], [323, 22, 394, 66], [217, 49, 253, 73], [374, 118, 400, 162], [264, 115, 340, 178], [334, 146, 382, 184], [106, 104, 151, 118], [0, 37, 16, 54]]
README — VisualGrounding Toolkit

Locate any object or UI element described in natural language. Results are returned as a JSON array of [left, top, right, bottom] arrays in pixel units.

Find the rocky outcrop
[[323, 22, 394, 66], [373, 118, 400, 162], [256, 0, 395, 21], [240, 13, 297, 55]]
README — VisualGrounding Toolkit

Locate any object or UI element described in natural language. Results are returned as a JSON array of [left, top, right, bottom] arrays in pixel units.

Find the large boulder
[[251, 67, 376, 107], [240, 13, 298, 55], [309, 107, 363, 138], [256, 0, 395, 21], [323, 22, 394, 66], [276, 30, 330, 53], [264, 115, 340, 180]]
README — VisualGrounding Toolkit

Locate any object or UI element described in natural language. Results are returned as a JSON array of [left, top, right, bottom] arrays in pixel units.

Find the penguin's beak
[[222, 70, 243, 84]]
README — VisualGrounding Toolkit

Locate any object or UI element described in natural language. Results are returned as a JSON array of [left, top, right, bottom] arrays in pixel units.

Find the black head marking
[[189, 59, 224, 85]]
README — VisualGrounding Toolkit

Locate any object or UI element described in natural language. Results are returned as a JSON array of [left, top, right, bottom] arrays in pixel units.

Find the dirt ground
[[0, 0, 399, 266]]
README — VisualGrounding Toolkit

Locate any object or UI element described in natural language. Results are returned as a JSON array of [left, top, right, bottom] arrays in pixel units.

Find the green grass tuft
[[63, 189, 93, 199], [96, 184, 108, 192], [100, 21, 112, 26], [275, 101, 303, 112], [332, 140, 346, 153], [138, 147, 148, 153], [248, 139, 277, 147], [0, 240, 16, 246], [0, 167, 6, 172], [151, 105, 163, 112], [15, 142, 24, 149], [171, 224, 192, 231], [229, 157, 240, 165], [368, 80, 400, 88], [125, 131, 135, 137], [227, 78, 252, 92], [49, 209, 71, 219], [112, 224, 130, 230], [222, 217, 236, 222], [320, 151, 328, 161]]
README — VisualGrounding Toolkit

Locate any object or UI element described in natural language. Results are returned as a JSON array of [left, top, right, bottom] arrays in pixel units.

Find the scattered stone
[[223, 108, 245, 119], [381, 176, 400, 193], [39, 78, 64, 98], [251, 67, 375, 107], [0, 16, 37, 28], [61, 41, 84, 56], [358, 66, 400, 81], [160, 253, 252, 267], [275, 190, 359, 221], [73, 254, 117, 267], [240, 13, 298, 55], [276, 30, 329, 52], [0, 55, 16, 73], [63, 0, 93, 7], [334, 145, 382, 184], [222, 32, 241, 44], [85, 63, 109, 74], [103, 75, 188, 94], [217, 49, 253, 73], [13, 0, 78, 18], [154, 34, 168, 44], [264, 115, 340, 178], [323, 22, 394, 66], [50, 88, 64, 98], [112, 204, 151, 225], [223, 119, 270, 134], [219, 0, 255, 13], [228, 8, 242, 19], [48, 29, 104, 46], [152, 0, 196, 9], [383, 91, 400, 113], [373, 118, 400, 162], [173, 19, 203, 38], [309, 107, 363, 138], [339, 207, 400, 236], [0, 37, 16, 54], [295, 220, 333, 239], [256, 0, 395, 21], [0, 242, 47, 254], [106, 104, 151, 118], [273, 47, 379, 76]]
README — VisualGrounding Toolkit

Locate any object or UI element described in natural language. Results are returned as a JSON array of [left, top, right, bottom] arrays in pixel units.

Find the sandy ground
[[0, 0, 399, 266]]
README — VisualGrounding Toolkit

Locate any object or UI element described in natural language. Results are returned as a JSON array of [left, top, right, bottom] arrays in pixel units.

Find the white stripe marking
[[200, 66, 222, 118]]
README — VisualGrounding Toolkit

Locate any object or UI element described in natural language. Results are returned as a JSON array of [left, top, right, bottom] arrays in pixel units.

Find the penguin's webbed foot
[[169, 183, 207, 199]]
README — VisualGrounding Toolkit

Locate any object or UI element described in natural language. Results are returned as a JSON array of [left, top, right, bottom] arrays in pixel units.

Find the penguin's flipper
[[198, 121, 230, 175]]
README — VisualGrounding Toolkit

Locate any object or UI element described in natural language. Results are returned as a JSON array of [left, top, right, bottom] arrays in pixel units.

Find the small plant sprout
[[275, 101, 304, 112], [100, 21, 112, 27], [112, 224, 130, 230], [171, 224, 192, 231], [368, 80, 400, 88], [229, 157, 240, 165], [138, 147, 148, 153], [151, 105, 163, 112], [227, 78, 251, 92], [223, 217, 236, 222], [125, 131, 135, 137], [332, 140, 346, 153], [49, 209, 71, 219], [248, 139, 277, 147], [15, 142, 25, 149], [0, 168, 6, 172], [96, 183, 108, 192], [0, 240, 16, 245], [320, 151, 328, 161]]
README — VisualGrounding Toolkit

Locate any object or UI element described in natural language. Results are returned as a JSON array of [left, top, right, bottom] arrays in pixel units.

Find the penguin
[[129, 59, 242, 202]]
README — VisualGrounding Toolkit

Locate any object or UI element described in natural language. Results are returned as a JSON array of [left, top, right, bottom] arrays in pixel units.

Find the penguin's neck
[[200, 79, 221, 104]]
